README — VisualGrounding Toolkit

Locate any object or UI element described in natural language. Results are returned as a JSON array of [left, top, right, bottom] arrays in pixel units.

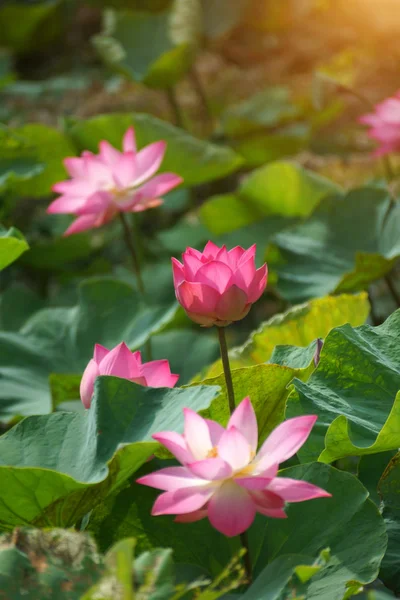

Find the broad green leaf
[[9, 124, 76, 197], [242, 550, 329, 600], [0, 277, 178, 419], [268, 187, 400, 302], [21, 230, 104, 271], [93, 2, 201, 88], [68, 113, 244, 186], [0, 127, 44, 195], [250, 463, 387, 599], [90, 461, 386, 598], [0, 284, 43, 332], [239, 161, 340, 217], [201, 292, 369, 379], [200, 161, 340, 234], [49, 373, 82, 411], [232, 123, 310, 167], [0, 1, 63, 53], [221, 87, 302, 136], [153, 329, 219, 385], [0, 377, 219, 529], [358, 451, 397, 505], [217, 217, 296, 261], [196, 363, 297, 442], [0, 226, 29, 271], [236, 291, 369, 365], [286, 310, 400, 463], [378, 452, 400, 595], [157, 218, 210, 253]]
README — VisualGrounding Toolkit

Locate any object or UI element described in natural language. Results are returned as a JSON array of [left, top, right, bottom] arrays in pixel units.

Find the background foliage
[[1, 0, 400, 598]]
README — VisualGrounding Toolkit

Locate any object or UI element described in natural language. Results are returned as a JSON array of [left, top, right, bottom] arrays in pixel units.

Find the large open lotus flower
[[48, 127, 183, 236], [80, 342, 179, 409], [172, 242, 267, 327], [359, 92, 400, 156], [137, 397, 330, 537]]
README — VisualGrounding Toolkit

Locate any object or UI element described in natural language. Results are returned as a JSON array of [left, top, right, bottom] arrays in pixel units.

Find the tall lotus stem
[[119, 213, 152, 360], [217, 326, 235, 414]]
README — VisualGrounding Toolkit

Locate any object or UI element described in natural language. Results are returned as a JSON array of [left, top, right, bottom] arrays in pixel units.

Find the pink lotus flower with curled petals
[[137, 397, 330, 537], [80, 342, 179, 408], [172, 242, 267, 327], [48, 127, 183, 236], [359, 91, 400, 156]]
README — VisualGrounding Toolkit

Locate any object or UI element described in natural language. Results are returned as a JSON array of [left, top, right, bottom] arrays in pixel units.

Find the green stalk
[[119, 212, 152, 360]]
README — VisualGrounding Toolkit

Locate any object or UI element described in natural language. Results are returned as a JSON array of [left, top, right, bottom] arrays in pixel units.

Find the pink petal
[[238, 244, 256, 267], [99, 140, 121, 165], [94, 343, 109, 364], [205, 420, 225, 446], [267, 477, 331, 502], [47, 194, 88, 215], [185, 311, 217, 327], [63, 157, 86, 178], [215, 285, 249, 322], [137, 466, 206, 491], [195, 261, 234, 294], [184, 247, 203, 260], [176, 281, 219, 316], [141, 359, 179, 388], [249, 489, 285, 515], [63, 214, 101, 236], [184, 408, 213, 460], [215, 245, 229, 264], [247, 264, 268, 304], [80, 359, 99, 408], [235, 476, 273, 490], [256, 415, 318, 471], [202, 241, 221, 260], [171, 258, 185, 288], [217, 426, 251, 471], [151, 486, 214, 515], [112, 152, 136, 189], [182, 253, 204, 281], [84, 155, 114, 185], [134, 173, 183, 200], [123, 127, 136, 153], [188, 458, 232, 480], [175, 509, 208, 523], [98, 342, 134, 379], [134, 141, 166, 186], [75, 191, 112, 215], [257, 508, 287, 518], [227, 246, 246, 268], [227, 397, 258, 453], [208, 481, 255, 537], [233, 254, 257, 291], [152, 431, 194, 464]]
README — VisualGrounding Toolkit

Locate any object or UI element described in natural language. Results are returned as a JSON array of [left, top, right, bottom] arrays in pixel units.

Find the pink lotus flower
[[48, 127, 183, 236], [137, 397, 330, 537], [80, 342, 179, 408], [359, 92, 400, 156], [172, 242, 267, 327]]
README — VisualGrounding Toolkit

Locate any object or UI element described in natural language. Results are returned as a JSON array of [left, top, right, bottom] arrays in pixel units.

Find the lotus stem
[[385, 273, 400, 308], [166, 86, 185, 129], [217, 326, 236, 414], [119, 212, 152, 360], [240, 531, 253, 584]]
